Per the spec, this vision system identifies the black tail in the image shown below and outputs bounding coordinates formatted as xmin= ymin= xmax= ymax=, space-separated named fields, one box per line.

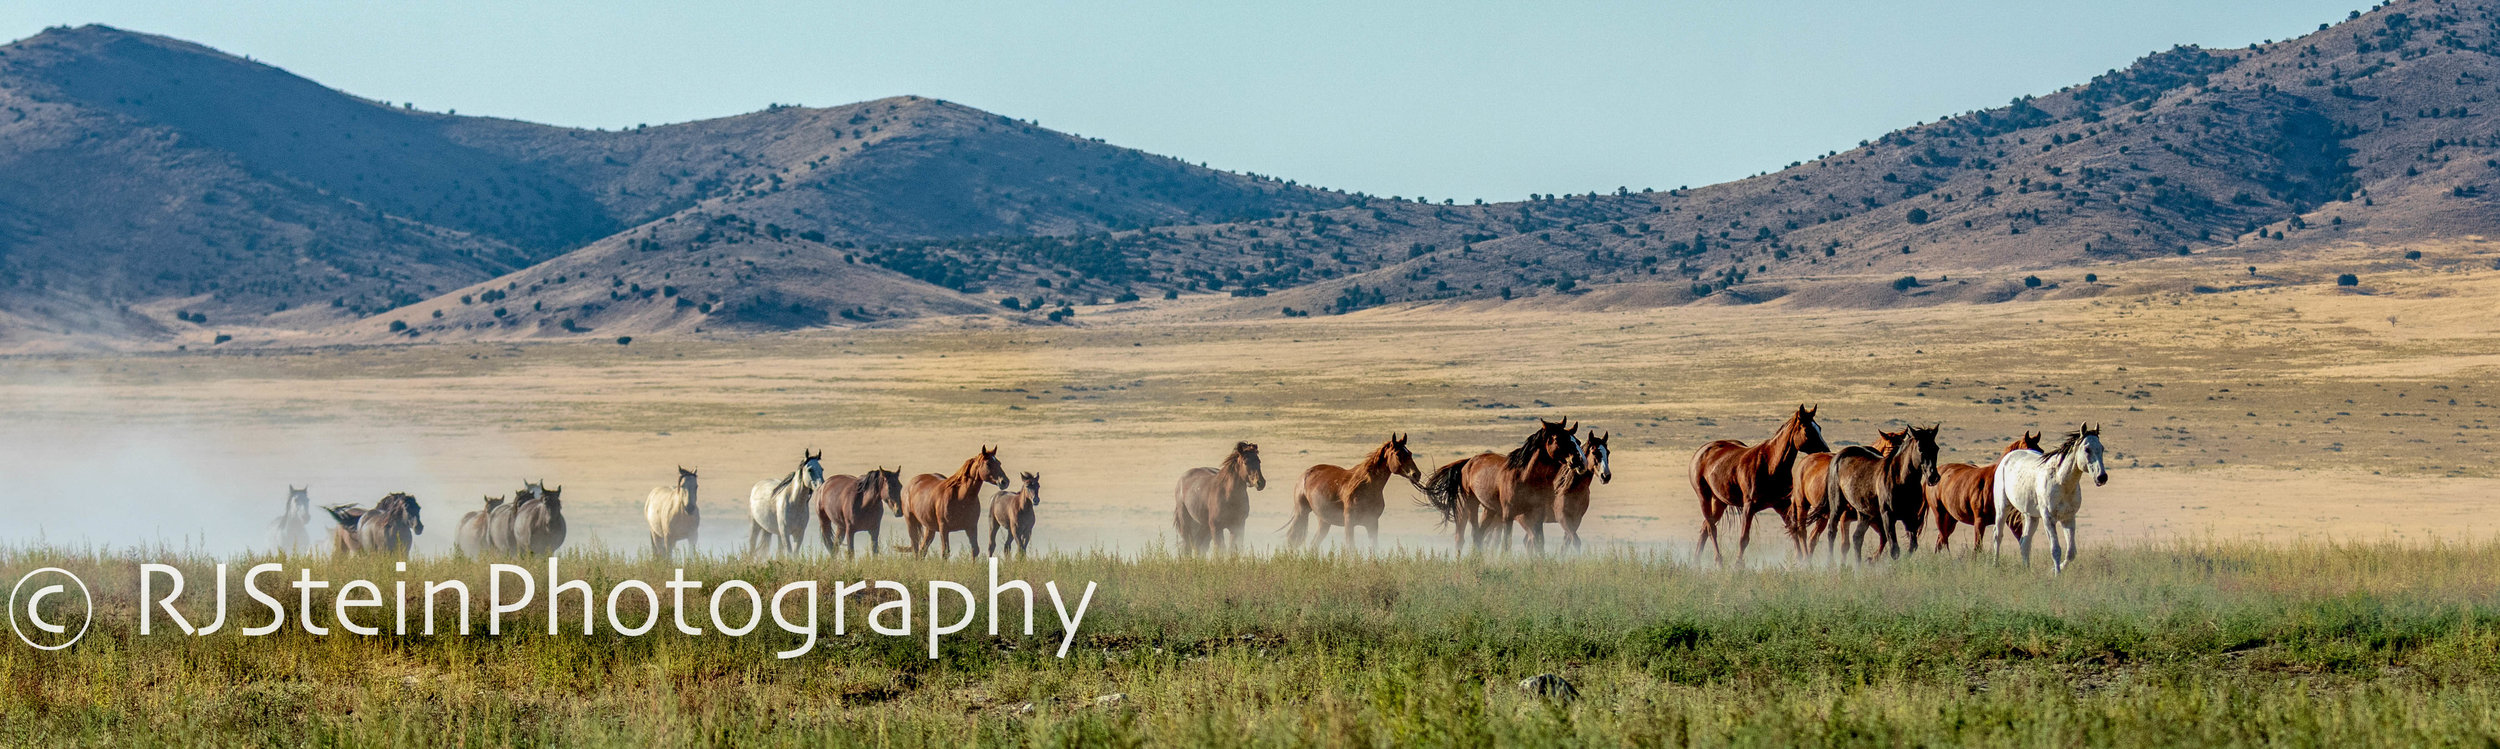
xmin=321 ymin=504 xmax=362 ymax=529
xmin=1419 ymin=460 xmax=1468 ymax=525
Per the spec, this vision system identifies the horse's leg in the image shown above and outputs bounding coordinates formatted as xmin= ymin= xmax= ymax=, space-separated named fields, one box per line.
xmin=2064 ymin=518 xmax=2080 ymax=570
xmin=2017 ymin=514 xmax=2038 ymax=566
xmin=1934 ymin=512 xmax=1958 ymax=554
xmin=1734 ymin=502 xmax=1759 ymax=566
xmin=1563 ymin=511 xmax=1583 ymax=553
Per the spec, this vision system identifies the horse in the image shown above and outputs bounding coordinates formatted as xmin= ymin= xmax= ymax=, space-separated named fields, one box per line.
xmin=645 ymin=467 xmax=700 ymax=559
xmin=1994 ymin=426 xmax=2108 ymax=573
xmin=350 ymin=492 xmax=425 ymax=560
xmin=1285 ymin=433 xmax=1421 ymax=552
xmin=816 ymin=467 xmax=905 ymax=556
xmin=1420 ymin=420 xmax=1583 ymax=554
xmin=1689 ymin=405 xmax=1831 ymax=565
xmin=456 ymin=495 xmax=504 ymax=557
xmin=1789 ymin=429 xmax=1902 ymax=561
xmin=988 ymin=472 xmax=1043 ymax=558
xmin=1173 ymin=442 xmax=1266 ymax=554
xmin=513 ymin=485 xmax=566 ymax=557
xmin=1929 ymin=432 xmax=2042 ymax=556
xmin=747 ymin=450 xmax=825 ymax=554
xmin=1549 ymin=430 xmax=1610 ymax=551
xmin=266 ymin=486 xmax=313 ymax=554
xmin=899 ymin=446 xmax=1008 ymax=558
xmin=1826 ymin=424 xmax=1941 ymax=563
xmin=486 ymin=480 xmax=542 ymax=555
xmin=321 ymin=504 xmax=367 ymax=556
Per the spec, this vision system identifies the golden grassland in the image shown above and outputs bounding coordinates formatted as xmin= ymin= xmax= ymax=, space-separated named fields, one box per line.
xmin=3 ymin=244 xmax=2500 ymax=745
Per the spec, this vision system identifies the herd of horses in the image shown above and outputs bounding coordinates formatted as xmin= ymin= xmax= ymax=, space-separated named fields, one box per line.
xmin=263 ymin=408 xmax=2110 ymax=570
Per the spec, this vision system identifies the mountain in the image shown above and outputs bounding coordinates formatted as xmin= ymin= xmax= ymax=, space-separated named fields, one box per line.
xmin=0 ymin=24 xmax=1347 ymax=347
xmin=864 ymin=1 xmax=2500 ymax=315
xmin=11 ymin=2 xmax=2500 ymax=347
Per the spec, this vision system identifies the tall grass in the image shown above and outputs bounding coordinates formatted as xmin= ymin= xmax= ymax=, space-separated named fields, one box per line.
xmin=6 ymin=540 xmax=2500 ymax=746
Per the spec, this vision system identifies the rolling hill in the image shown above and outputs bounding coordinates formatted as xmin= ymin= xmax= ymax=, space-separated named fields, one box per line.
xmin=10 ymin=1 xmax=2500 ymax=347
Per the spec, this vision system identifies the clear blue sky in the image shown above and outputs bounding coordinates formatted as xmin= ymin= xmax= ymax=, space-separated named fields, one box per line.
xmin=5 ymin=1 xmax=2362 ymax=202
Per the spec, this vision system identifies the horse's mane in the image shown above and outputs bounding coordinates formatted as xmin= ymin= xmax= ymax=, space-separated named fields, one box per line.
xmin=1220 ymin=447 xmax=1255 ymax=478
xmin=2042 ymin=430 xmax=2086 ymax=460
xmin=1353 ymin=441 xmax=1393 ymax=475
xmin=942 ymin=454 xmax=984 ymax=492
xmin=1505 ymin=428 xmax=1579 ymax=470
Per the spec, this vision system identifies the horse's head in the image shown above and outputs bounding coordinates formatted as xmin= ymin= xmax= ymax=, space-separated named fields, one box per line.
xmin=1539 ymin=419 xmax=1584 ymax=470
xmin=877 ymin=467 xmax=907 ymax=518
xmin=287 ymin=486 xmax=310 ymax=510
xmin=1020 ymin=472 xmax=1042 ymax=505
xmin=801 ymin=450 xmax=827 ymax=488
xmin=978 ymin=446 xmax=1009 ymax=489
xmin=483 ymin=495 xmax=504 ymax=511
xmin=1385 ymin=433 xmax=1422 ymax=484
xmin=1787 ymin=405 xmax=1831 ymax=455
xmin=1231 ymin=442 xmax=1267 ymax=491
xmin=1584 ymin=431 xmax=1612 ymax=484
xmin=1906 ymin=424 xmax=1943 ymax=486
xmin=2080 ymin=424 xmax=2108 ymax=486
xmin=542 ymin=486 xmax=562 ymax=507
xmin=1873 ymin=428 xmax=1906 ymax=455
xmin=392 ymin=493 xmax=426 ymax=535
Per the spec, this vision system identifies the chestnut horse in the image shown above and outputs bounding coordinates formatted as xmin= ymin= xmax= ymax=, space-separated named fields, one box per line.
xmin=1174 ymin=442 xmax=1267 ymax=554
xmin=1547 ymin=430 xmax=1610 ymax=551
xmin=899 ymin=446 xmax=1008 ymax=558
xmin=1826 ymin=424 xmax=1941 ymax=562
xmin=1689 ymin=405 xmax=1830 ymax=564
xmin=1420 ymin=419 xmax=1582 ymax=555
xmin=816 ymin=467 xmax=905 ymax=556
xmin=1285 ymin=434 xmax=1420 ymax=552
xmin=988 ymin=472 xmax=1043 ymax=558
xmin=1928 ymin=431 xmax=2041 ymax=555
xmin=1788 ymin=429 xmax=1901 ymax=561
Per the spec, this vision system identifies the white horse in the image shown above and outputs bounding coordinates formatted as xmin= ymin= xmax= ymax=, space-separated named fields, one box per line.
xmin=748 ymin=450 xmax=825 ymax=554
xmin=1993 ymin=425 xmax=2108 ymax=573
xmin=646 ymin=467 xmax=700 ymax=559
xmin=266 ymin=486 xmax=313 ymax=554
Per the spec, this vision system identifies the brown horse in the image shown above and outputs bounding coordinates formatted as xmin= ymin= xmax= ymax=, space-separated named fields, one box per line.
xmin=899 ymin=447 xmax=1008 ymax=558
xmin=1788 ymin=429 xmax=1902 ymax=561
xmin=1826 ymin=424 xmax=1941 ymax=562
xmin=1285 ymin=434 xmax=1421 ymax=552
xmin=988 ymin=472 xmax=1043 ymax=558
xmin=1929 ymin=431 xmax=2042 ymax=555
xmin=1548 ymin=430 xmax=1610 ymax=551
xmin=456 ymin=495 xmax=504 ymax=558
xmin=816 ymin=467 xmax=905 ymax=556
xmin=1421 ymin=419 xmax=1583 ymax=554
xmin=1689 ymin=405 xmax=1830 ymax=564
xmin=326 ymin=492 xmax=425 ymax=559
xmin=1174 ymin=442 xmax=1267 ymax=554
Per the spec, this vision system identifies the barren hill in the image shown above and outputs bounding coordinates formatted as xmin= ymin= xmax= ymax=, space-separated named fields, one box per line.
xmin=862 ymin=0 xmax=2500 ymax=316
xmin=0 ymin=24 xmax=1345 ymax=347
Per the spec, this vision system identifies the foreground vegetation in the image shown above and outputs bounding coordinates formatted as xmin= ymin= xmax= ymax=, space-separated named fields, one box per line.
xmin=7 ymin=540 xmax=2500 ymax=747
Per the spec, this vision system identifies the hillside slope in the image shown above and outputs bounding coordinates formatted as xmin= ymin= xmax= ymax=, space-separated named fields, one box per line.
xmin=0 ymin=25 xmax=1345 ymax=347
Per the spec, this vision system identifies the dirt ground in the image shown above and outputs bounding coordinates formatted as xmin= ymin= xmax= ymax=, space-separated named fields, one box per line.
xmin=3 ymin=242 xmax=2495 ymax=559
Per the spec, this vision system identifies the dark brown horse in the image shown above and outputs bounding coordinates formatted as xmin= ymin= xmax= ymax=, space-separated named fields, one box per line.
xmin=899 ymin=447 xmax=1008 ymax=558
xmin=1826 ymin=424 xmax=1941 ymax=562
xmin=1548 ymin=430 xmax=1610 ymax=551
xmin=326 ymin=492 xmax=424 ymax=559
xmin=1174 ymin=442 xmax=1267 ymax=554
xmin=1689 ymin=405 xmax=1830 ymax=564
xmin=1788 ymin=429 xmax=1901 ymax=561
xmin=1420 ymin=419 xmax=1582 ymax=555
xmin=1929 ymin=432 xmax=2042 ymax=555
xmin=988 ymin=472 xmax=1042 ymax=558
xmin=1285 ymin=434 xmax=1420 ymax=552
xmin=816 ymin=467 xmax=906 ymax=556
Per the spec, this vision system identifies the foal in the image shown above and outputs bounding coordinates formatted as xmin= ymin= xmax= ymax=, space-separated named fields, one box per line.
xmin=987 ymin=472 xmax=1043 ymax=558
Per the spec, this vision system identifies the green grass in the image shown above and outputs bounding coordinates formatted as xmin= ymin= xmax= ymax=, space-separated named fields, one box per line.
xmin=7 ymin=540 xmax=2500 ymax=746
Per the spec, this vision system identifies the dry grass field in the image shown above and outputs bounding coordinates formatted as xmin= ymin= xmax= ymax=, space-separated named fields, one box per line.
xmin=5 ymin=245 xmax=2500 ymax=746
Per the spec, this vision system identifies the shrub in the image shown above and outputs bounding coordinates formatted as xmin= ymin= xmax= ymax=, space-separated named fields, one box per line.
xmin=2085 ymin=273 xmax=2099 ymax=283
xmin=616 ymin=336 xmax=633 ymax=346
xmin=1114 ymin=291 xmax=1140 ymax=303
xmin=1893 ymin=276 xmax=1920 ymax=291
xmin=1163 ymin=289 xmax=1179 ymax=300
xmin=1000 ymin=297 xmax=1021 ymax=310
xmin=1906 ymin=207 xmax=1930 ymax=225
xmin=2337 ymin=273 xmax=2360 ymax=286
xmin=212 ymin=333 xmax=231 ymax=345
xmin=2404 ymin=250 xmax=2423 ymax=260
xmin=387 ymin=320 xmax=407 ymax=332
xmin=2023 ymin=275 xmax=2043 ymax=288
